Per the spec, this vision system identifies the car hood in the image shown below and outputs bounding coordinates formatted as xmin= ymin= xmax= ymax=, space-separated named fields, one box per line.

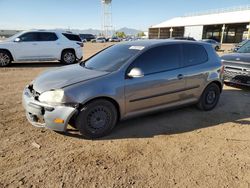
xmin=221 ymin=53 xmax=250 ymax=63
xmin=0 ymin=41 xmax=13 ymax=46
xmin=33 ymin=64 xmax=109 ymax=93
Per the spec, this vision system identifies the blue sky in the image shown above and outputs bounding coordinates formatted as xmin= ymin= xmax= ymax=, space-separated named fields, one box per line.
xmin=0 ymin=0 xmax=250 ymax=31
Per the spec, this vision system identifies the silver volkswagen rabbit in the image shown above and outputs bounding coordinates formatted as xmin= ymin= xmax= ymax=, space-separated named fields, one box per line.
xmin=23 ymin=40 xmax=224 ymax=138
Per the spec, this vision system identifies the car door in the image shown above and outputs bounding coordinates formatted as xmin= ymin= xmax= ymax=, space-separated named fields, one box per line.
xmin=12 ymin=32 xmax=40 ymax=61
xmin=37 ymin=32 xmax=60 ymax=60
xmin=125 ymin=44 xmax=186 ymax=114
xmin=180 ymin=43 xmax=209 ymax=99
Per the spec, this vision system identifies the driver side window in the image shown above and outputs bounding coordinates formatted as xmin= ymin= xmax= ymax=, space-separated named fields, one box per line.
xmin=130 ymin=44 xmax=181 ymax=75
xmin=19 ymin=32 xmax=39 ymax=42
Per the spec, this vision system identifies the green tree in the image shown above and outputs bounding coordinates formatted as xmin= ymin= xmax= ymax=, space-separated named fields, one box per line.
xmin=137 ymin=32 xmax=146 ymax=38
xmin=115 ymin=32 xmax=126 ymax=38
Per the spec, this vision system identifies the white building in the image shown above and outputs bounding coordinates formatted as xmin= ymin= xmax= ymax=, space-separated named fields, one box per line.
xmin=149 ymin=5 xmax=250 ymax=43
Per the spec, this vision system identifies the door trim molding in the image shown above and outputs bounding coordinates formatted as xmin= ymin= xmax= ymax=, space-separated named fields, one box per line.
xmin=129 ymin=85 xmax=200 ymax=103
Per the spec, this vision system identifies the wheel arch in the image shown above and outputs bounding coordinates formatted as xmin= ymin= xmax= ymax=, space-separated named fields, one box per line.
xmin=209 ymin=80 xmax=223 ymax=93
xmin=61 ymin=48 xmax=76 ymax=57
xmin=0 ymin=49 xmax=14 ymax=61
xmin=79 ymin=96 xmax=121 ymax=121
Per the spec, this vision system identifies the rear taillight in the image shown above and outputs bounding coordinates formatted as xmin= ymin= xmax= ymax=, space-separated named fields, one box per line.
xmin=77 ymin=42 xmax=84 ymax=47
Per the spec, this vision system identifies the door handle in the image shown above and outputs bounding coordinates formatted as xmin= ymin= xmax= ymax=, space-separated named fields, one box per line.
xmin=177 ymin=74 xmax=184 ymax=80
xmin=32 ymin=43 xmax=38 ymax=45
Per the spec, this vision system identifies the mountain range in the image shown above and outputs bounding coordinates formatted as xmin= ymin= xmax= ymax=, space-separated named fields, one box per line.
xmin=68 ymin=27 xmax=143 ymax=36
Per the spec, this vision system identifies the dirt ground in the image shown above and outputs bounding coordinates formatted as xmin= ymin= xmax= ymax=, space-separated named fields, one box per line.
xmin=1 ymin=42 xmax=250 ymax=188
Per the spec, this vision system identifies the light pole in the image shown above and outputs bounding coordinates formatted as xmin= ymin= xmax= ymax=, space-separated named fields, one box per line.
xmin=220 ymin=24 xmax=225 ymax=44
xmin=158 ymin=28 xmax=161 ymax=39
xmin=170 ymin=28 xmax=173 ymax=38
xmin=247 ymin=24 xmax=250 ymax=40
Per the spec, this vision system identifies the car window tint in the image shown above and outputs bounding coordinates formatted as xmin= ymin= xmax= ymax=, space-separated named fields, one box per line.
xmin=237 ymin=41 xmax=250 ymax=53
xmin=62 ymin=33 xmax=81 ymax=42
xmin=132 ymin=44 xmax=181 ymax=75
xmin=80 ymin=34 xmax=94 ymax=39
xmin=182 ymin=44 xmax=208 ymax=66
xmin=19 ymin=32 xmax=39 ymax=42
xmin=85 ymin=44 xmax=140 ymax=72
xmin=39 ymin=32 xmax=58 ymax=41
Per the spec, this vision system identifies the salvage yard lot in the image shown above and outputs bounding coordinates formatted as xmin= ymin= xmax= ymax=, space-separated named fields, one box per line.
xmin=1 ymin=42 xmax=250 ymax=188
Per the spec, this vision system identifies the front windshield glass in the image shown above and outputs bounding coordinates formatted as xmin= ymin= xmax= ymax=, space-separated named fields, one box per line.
xmin=84 ymin=44 xmax=141 ymax=72
xmin=238 ymin=40 xmax=248 ymax=46
xmin=237 ymin=41 xmax=250 ymax=53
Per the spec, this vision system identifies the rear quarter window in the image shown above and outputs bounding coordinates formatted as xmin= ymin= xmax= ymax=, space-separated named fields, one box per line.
xmin=182 ymin=43 xmax=208 ymax=67
xmin=39 ymin=32 xmax=58 ymax=41
xmin=62 ymin=33 xmax=81 ymax=42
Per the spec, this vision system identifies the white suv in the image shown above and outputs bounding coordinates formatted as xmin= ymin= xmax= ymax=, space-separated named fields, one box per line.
xmin=0 ymin=30 xmax=83 ymax=67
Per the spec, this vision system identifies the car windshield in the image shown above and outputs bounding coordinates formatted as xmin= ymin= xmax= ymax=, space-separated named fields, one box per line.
xmin=238 ymin=40 xmax=248 ymax=46
xmin=83 ymin=44 xmax=141 ymax=72
xmin=237 ymin=41 xmax=250 ymax=53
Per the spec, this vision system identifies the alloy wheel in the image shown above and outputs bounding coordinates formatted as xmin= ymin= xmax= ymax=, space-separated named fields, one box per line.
xmin=0 ymin=52 xmax=10 ymax=66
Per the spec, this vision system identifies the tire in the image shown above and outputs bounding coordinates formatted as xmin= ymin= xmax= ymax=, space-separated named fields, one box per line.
xmin=76 ymin=99 xmax=118 ymax=139
xmin=215 ymin=46 xmax=219 ymax=51
xmin=61 ymin=50 xmax=76 ymax=64
xmin=0 ymin=50 xmax=12 ymax=67
xmin=197 ymin=83 xmax=221 ymax=111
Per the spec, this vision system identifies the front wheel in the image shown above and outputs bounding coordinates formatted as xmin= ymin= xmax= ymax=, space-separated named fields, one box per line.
xmin=61 ymin=50 xmax=76 ymax=64
xmin=197 ymin=83 xmax=221 ymax=111
xmin=76 ymin=100 xmax=118 ymax=139
xmin=0 ymin=50 xmax=12 ymax=67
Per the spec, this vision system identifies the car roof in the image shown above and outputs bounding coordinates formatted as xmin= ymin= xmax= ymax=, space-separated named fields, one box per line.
xmin=121 ymin=39 xmax=207 ymax=48
xmin=22 ymin=29 xmax=79 ymax=35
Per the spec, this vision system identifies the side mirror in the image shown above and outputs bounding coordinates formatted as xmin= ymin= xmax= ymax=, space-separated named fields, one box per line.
xmin=14 ymin=38 xmax=21 ymax=42
xmin=127 ymin=67 xmax=144 ymax=78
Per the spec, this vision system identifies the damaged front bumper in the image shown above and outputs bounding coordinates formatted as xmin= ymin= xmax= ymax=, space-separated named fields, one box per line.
xmin=22 ymin=87 xmax=77 ymax=132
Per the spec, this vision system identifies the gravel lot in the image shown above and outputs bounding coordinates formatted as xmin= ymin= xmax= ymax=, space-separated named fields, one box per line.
xmin=1 ymin=42 xmax=250 ymax=188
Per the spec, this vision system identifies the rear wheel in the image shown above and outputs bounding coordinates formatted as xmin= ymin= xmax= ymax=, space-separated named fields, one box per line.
xmin=0 ymin=50 xmax=12 ymax=67
xmin=197 ymin=83 xmax=221 ymax=111
xmin=61 ymin=50 xmax=76 ymax=64
xmin=76 ymin=100 xmax=118 ymax=139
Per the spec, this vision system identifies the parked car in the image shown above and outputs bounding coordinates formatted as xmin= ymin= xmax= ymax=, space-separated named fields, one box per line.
xmin=109 ymin=37 xmax=121 ymax=42
xmin=91 ymin=37 xmax=106 ymax=43
xmin=171 ymin=37 xmax=196 ymax=41
xmin=232 ymin=39 xmax=249 ymax=52
xmin=0 ymin=30 xmax=83 ymax=67
xmin=79 ymin=34 xmax=95 ymax=42
xmin=201 ymin=39 xmax=221 ymax=51
xmin=221 ymin=40 xmax=250 ymax=86
xmin=23 ymin=40 xmax=223 ymax=138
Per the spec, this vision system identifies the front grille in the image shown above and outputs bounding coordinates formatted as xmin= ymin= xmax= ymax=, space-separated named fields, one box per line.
xmin=225 ymin=66 xmax=243 ymax=71
xmin=224 ymin=70 xmax=250 ymax=85
xmin=224 ymin=70 xmax=239 ymax=78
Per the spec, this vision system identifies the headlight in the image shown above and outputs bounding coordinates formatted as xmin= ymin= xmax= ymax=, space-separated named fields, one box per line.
xmin=39 ymin=90 xmax=64 ymax=103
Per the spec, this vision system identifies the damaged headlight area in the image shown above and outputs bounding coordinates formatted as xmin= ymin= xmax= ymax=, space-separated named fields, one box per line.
xmin=39 ymin=89 xmax=65 ymax=104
